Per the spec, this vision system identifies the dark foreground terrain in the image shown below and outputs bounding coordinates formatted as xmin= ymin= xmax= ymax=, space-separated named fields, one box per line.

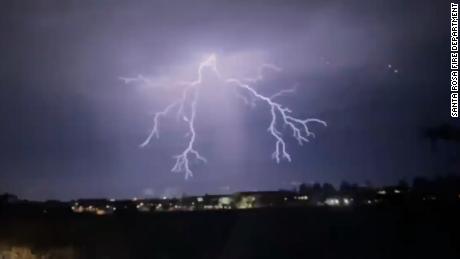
xmin=1 ymin=203 xmax=460 ymax=259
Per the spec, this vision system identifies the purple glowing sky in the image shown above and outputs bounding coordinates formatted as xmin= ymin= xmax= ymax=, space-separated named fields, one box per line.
xmin=0 ymin=0 xmax=457 ymax=200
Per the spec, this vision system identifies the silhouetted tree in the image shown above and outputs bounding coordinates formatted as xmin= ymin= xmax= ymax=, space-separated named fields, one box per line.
xmin=413 ymin=177 xmax=430 ymax=192
xmin=397 ymin=179 xmax=409 ymax=190
xmin=298 ymin=183 xmax=312 ymax=194
xmin=322 ymin=183 xmax=336 ymax=197
xmin=312 ymin=183 xmax=322 ymax=193
xmin=340 ymin=181 xmax=352 ymax=194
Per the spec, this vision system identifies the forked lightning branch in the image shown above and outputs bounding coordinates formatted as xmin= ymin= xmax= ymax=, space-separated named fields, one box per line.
xmin=121 ymin=55 xmax=327 ymax=179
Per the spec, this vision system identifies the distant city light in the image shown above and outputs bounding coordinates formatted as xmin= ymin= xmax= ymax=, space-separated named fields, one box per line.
xmin=63 ymin=183 xmax=454 ymax=215
xmin=295 ymin=195 xmax=308 ymax=200
xmin=218 ymin=197 xmax=232 ymax=206
xmin=325 ymin=198 xmax=340 ymax=206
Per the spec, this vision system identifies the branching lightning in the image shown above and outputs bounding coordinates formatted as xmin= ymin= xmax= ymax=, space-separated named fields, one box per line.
xmin=122 ymin=54 xmax=326 ymax=179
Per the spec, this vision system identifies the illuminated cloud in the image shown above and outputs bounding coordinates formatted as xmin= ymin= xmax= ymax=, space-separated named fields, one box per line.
xmin=122 ymin=54 xmax=326 ymax=179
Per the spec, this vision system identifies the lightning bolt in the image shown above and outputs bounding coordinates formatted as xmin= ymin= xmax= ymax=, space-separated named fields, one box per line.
xmin=122 ymin=54 xmax=326 ymax=179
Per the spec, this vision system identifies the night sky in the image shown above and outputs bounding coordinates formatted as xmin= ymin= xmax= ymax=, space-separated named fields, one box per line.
xmin=0 ymin=0 xmax=458 ymax=200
